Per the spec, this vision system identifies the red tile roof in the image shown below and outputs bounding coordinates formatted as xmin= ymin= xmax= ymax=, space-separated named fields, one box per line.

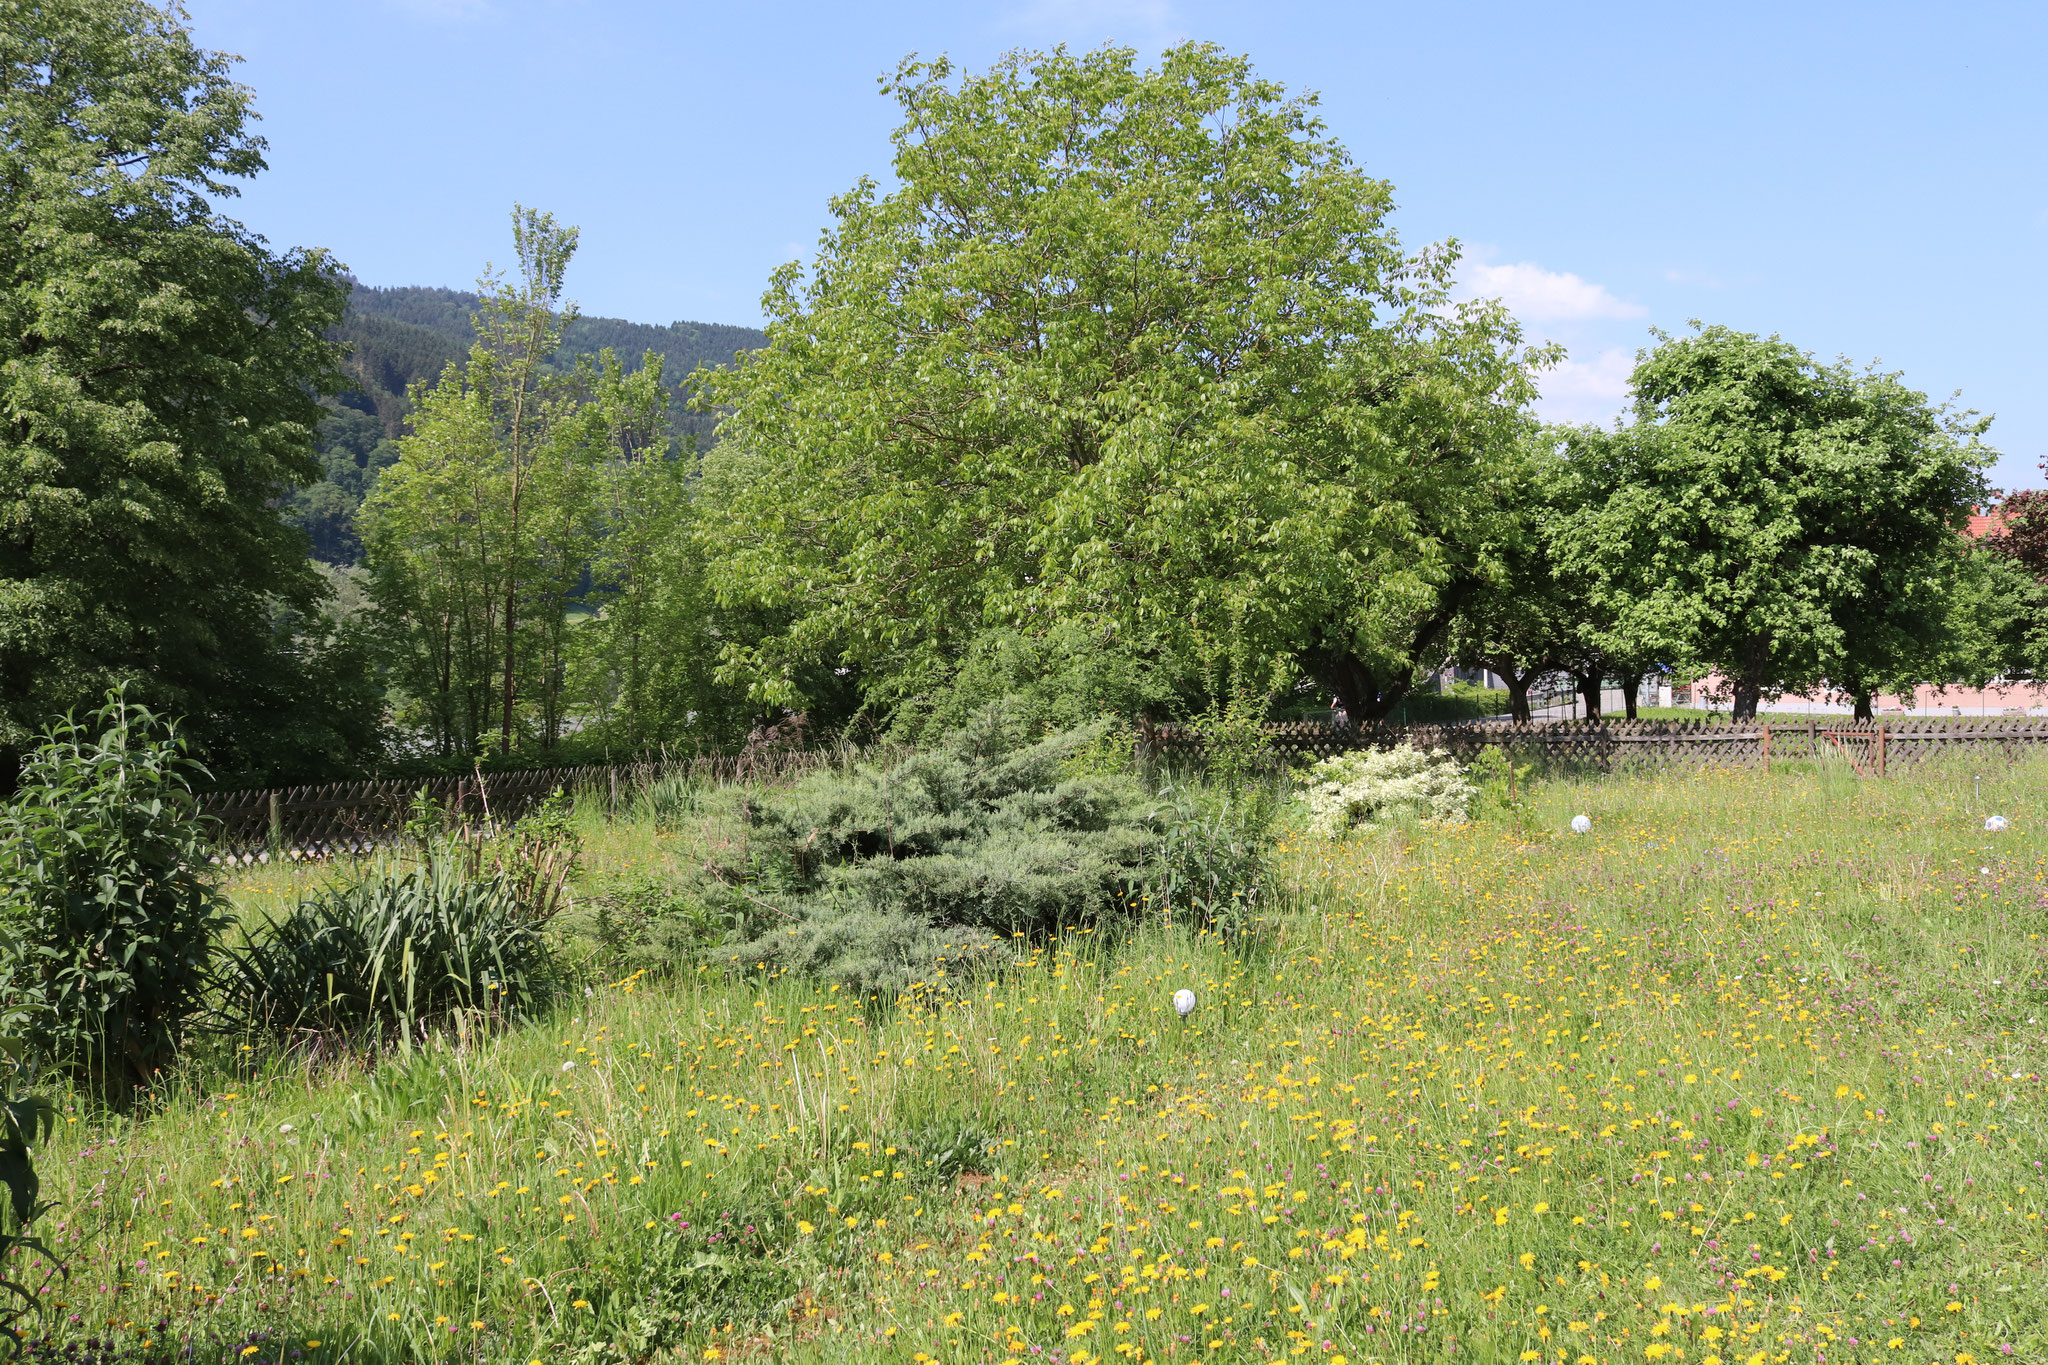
xmin=1968 ymin=508 xmax=2007 ymax=540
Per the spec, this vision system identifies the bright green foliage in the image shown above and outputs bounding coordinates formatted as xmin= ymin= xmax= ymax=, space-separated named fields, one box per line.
xmin=216 ymin=848 xmax=559 ymax=1043
xmin=218 ymin=796 xmax=577 ymax=1041
xmin=1446 ymin=464 xmax=1572 ymax=723
xmin=1451 ymin=429 xmax=1652 ymax=722
xmin=1553 ymin=326 xmax=1994 ymax=719
xmin=1145 ymin=784 xmax=1273 ymax=934
xmin=0 ymin=0 xmax=362 ymax=775
xmin=569 ymin=361 xmax=764 ymax=750
xmin=693 ymin=44 xmax=1540 ymax=721
xmin=0 ymin=1050 xmax=59 ymax=1353
xmin=0 ymin=693 xmax=228 ymax=1102
xmin=882 ymin=622 xmax=1202 ymax=749
xmin=366 ymin=209 xmax=659 ymax=757
xmin=720 ymin=714 xmax=1157 ymax=995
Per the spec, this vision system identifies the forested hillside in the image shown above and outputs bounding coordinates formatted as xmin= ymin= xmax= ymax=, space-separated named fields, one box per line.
xmin=291 ymin=285 xmax=764 ymax=564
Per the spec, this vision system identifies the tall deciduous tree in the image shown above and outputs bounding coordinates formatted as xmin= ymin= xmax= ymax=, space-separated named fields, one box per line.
xmin=692 ymin=44 xmax=1541 ymax=722
xmin=1554 ymin=326 xmax=1994 ymax=721
xmin=0 ymin=0 xmax=366 ymax=780
xmin=364 ymin=208 xmax=611 ymax=757
xmin=569 ymin=354 xmax=751 ymax=750
xmin=1448 ymin=435 xmax=1570 ymax=725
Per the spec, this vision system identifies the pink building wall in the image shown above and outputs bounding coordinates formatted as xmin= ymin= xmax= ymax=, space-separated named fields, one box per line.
xmin=1676 ymin=675 xmax=2048 ymax=717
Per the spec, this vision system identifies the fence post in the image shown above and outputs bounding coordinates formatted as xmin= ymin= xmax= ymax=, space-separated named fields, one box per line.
xmin=1759 ymin=723 xmax=1771 ymax=772
xmin=266 ymin=791 xmax=282 ymax=860
xmin=1877 ymin=725 xmax=1886 ymax=777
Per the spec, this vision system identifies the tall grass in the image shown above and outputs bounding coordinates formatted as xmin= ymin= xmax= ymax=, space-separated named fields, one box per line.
xmin=213 ymin=849 xmax=561 ymax=1044
xmin=16 ymin=754 xmax=2046 ymax=1363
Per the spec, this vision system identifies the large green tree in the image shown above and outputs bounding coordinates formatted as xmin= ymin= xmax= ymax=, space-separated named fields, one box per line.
xmin=692 ymin=44 xmax=1541 ymax=723
xmin=366 ymin=209 xmax=658 ymax=757
xmin=1447 ymin=433 xmax=1574 ymax=725
xmin=0 ymin=0 xmax=363 ymax=781
xmin=1553 ymin=326 xmax=1995 ymax=720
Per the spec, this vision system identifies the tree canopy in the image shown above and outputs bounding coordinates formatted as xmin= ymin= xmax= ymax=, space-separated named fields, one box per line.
xmin=0 ymin=0 xmax=369 ymax=780
xmin=1552 ymin=326 xmax=1995 ymax=719
xmin=694 ymin=43 xmax=1543 ymax=721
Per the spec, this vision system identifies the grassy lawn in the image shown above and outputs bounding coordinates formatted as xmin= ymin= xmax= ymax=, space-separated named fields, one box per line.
xmin=25 ymin=758 xmax=2045 ymax=1364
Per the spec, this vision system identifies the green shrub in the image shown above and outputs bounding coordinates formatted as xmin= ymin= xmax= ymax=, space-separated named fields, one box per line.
xmin=217 ymin=847 xmax=559 ymax=1043
xmin=577 ymin=870 xmax=721 ymax=977
xmin=0 ymin=692 xmax=229 ymax=1103
xmin=1468 ymin=744 xmax=1535 ymax=821
xmin=719 ymin=710 xmax=1157 ymax=995
xmin=629 ymin=771 xmax=709 ymax=829
xmin=1147 ymin=784 xmax=1274 ymax=934
xmin=0 ymin=1047 xmax=60 ymax=1351
xmin=1295 ymin=742 xmax=1477 ymax=835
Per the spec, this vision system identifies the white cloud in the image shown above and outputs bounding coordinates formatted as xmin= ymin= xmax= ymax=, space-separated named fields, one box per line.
xmin=1533 ymin=347 xmax=1635 ymax=426
xmin=1459 ymin=260 xmax=1646 ymax=325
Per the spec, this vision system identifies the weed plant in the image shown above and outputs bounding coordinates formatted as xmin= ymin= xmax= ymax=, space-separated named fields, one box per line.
xmin=0 ymin=692 xmax=228 ymax=1104
xmin=13 ymin=753 xmax=2047 ymax=1364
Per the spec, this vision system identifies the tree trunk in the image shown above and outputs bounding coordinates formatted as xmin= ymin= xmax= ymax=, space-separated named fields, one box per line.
xmin=500 ymin=582 xmax=517 ymax=755
xmin=1575 ymin=672 xmax=1603 ymax=722
xmin=1309 ymin=583 xmax=1473 ymax=728
xmin=1505 ymin=674 xmax=1532 ymax=725
xmin=1620 ymin=672 xmax=1642 ymax=720
xmin=1731 ymin=675 xmax=1761 ymax=722
xmin=1853 ymin=690 xmax=1873 ymax=721
xmin=1731 ymin=638 xmax=1768 ymax=722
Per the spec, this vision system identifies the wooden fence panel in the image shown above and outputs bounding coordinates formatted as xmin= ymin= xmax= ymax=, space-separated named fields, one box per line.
xmin=1144 ymin=716 xmax=2048 ymax=773
xmin=202 ymin=719 xmax=2048 ymax=861
xmin=199 ymin=745 xmax=843 ymax=863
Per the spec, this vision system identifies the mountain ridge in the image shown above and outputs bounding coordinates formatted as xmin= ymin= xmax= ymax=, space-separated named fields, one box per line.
xmin=292 ymin=285 xmax=767 ymax=564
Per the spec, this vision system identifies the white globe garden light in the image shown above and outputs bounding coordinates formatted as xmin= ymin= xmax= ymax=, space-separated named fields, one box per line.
xmin=1570 ymin=814 xmax=1592 ymax=835
xmin=1985 ymin=815 xmax=2009 ymax=833
xmin=1173 ymin=989 xmax=1197 ymax=1017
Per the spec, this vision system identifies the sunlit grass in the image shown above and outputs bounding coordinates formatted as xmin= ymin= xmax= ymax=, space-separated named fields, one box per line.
xmin=26 ymin=756 xmax=2046 ymax=1363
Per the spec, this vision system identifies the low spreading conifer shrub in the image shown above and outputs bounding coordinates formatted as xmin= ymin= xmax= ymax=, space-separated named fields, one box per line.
xmin=714 ymin=709 xmax=1159 ymax=996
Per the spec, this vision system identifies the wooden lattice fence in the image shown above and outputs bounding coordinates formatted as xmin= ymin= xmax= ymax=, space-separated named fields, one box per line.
xmin=199 ymin=745 xmax=838 ymax=863
xmin=201 ymin=718 xmax=2048 ymax=862
xmin=1145 ymin=717 xmax=2048 ymax=772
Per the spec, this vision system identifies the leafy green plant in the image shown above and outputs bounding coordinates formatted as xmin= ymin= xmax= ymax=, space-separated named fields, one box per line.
xmin=577 ymin=871 xmax=721 ymax=976
xmin=629 ymin=771 xmax=708 ymax=828
xmin=1146 ymin=784 xmax=1273 ymax=936
xmin=0 ymin=692 xmax=229 ymax=1104
xmin=0 ymin=1041 xmax=61 ymax=1353
xmin=584 ymin=1209 xmax=796 ymax=1361
xmin=898 ymin=1119 xmax=994 ymax=1186
xmin=1468 ymin=744 xmax=1535 ymax=818
xmin=217 ymin=800 xmax=576 ymax=1045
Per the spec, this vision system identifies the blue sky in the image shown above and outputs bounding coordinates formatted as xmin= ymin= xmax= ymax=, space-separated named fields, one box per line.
xmin=185 ymin=0 xmax=2048 ymax=491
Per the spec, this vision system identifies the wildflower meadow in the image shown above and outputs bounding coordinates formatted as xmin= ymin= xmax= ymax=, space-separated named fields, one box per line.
xmin=23 ymin=755 xmax=2046 ymax=1365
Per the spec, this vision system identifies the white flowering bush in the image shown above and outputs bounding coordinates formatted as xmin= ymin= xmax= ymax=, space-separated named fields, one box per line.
xmin=1295 ymin=743 xmax=1476 ymax=835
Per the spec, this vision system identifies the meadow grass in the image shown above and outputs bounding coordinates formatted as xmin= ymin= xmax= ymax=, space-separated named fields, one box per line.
xmin=22 ymin=756 xmax=2045 ymax=1364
